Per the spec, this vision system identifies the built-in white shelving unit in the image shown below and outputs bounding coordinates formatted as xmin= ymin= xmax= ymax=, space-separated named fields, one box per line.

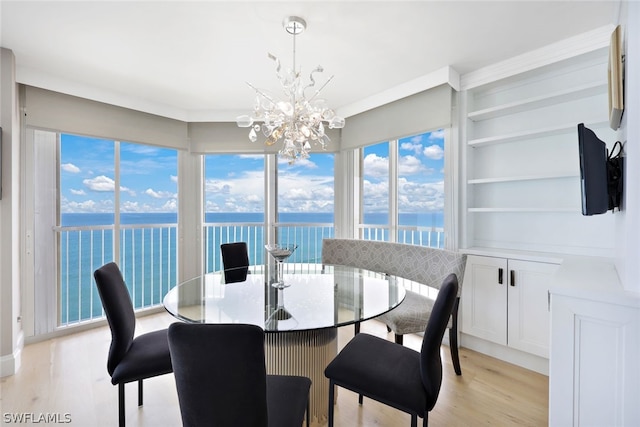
xmin=467 ymin=120 xmax=608 ymax=147
xmin=468 ymin=173 xmax=578 ymax=184
xmin=467 ymin=207 xmax=577 ymax=213
xmin=461 ymin=46 xmax=617 ymax=257
xmin=467 ymin=82 xmax=607 ymax=122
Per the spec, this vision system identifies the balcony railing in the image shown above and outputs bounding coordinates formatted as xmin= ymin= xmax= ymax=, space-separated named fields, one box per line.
xmin=55 ymin=221 xmax=444 ymax=328
xmin=203 ymin=222 xmax=335 ymax=273
xmin=361 ymin=224 xmax=445 ymax=248
xmin=57 ymin=223 xmax=178 ymax=327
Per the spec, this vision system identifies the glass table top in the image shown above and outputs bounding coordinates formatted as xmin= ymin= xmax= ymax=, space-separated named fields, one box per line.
xmin=162 ymin=264 xmax=406 ymax=332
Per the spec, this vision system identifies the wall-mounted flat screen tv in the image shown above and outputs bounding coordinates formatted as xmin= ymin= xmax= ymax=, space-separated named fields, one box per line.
xmin=578 ymin=123 xmax=609 ymax=215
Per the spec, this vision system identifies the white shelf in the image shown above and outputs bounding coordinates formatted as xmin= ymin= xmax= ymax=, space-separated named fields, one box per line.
xmin=467 ymin=82 xmax=607 ymax=122
xmin=468 ymin=121 xmax=608 ymax=147
xmin=468 ymin=207 xmax=577 ymax=213
xmin=468 ymin=174 xmax=578 ymax=184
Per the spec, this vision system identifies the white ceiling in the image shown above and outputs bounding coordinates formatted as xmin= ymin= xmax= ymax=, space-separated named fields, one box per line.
xmin=1 ymin=1 xmax=619 ymax=122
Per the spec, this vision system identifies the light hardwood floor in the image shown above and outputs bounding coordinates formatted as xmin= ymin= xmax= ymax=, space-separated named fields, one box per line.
xmin=1 ymin=312 xmax=548 ymax=426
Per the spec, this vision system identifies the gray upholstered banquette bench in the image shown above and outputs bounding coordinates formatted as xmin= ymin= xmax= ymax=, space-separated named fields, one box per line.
xmin=321 ymin=238 xmax=466 ymax=375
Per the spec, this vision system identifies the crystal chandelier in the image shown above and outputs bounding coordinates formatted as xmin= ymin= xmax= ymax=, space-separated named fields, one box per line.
xmin=236 ymin=16 xmax=345 ymax=164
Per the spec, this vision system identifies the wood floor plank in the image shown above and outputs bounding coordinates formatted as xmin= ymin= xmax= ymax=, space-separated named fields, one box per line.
xmin=0 ymin=312 xmax=548 ymax=426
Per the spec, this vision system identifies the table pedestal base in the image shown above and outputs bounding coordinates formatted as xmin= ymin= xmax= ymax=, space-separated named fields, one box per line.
xmin=265 ymin=327 xmax=338 ymax=425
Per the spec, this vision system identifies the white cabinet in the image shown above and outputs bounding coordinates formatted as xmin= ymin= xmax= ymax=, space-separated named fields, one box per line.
xmin=462 ymin=255 xmax=559 ymax=358
xmin=549 ymin=260 xmax=640 ymax=426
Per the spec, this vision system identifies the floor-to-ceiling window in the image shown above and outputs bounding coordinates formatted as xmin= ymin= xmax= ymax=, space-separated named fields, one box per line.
xmin=360 ymin=129 xmax=445 ymax=247
xmin=362 ymin=141 xmax=390 ymax=241
xmin=203 ymin=154 xmax=266 ymax=271
xmin=202 ymin=152 xmax=335 ymax=271
xmin=277 ymin=154 xmax=335 ymax=264
xmin=116 ymin=141 xmax=178 ymax=310
xmin=397 ymin=130 xmax=445 ymax=247
xmin=31 ymin=130 xmax=179 ymax=333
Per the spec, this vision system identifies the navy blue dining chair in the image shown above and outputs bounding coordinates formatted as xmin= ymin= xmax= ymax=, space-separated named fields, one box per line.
xmin=324 ymin=274 xmax=459 ymax=427
xmin=94 ymin=262 xmax=173 ymax=427
xmin=168 ymin=322 xmax=311 ymax=427
xmin=221 ymin=241 xmax=251 ymax=283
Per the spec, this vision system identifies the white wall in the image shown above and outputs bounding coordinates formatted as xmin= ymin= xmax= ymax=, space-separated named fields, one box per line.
xmin=615 ymin=2 xmax=640 ymax=293
xmin=0 ymin=48 xmax=23 ymax=377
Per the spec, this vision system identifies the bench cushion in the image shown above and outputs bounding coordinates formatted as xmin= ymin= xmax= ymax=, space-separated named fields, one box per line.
xmin=321 ymin=239 xmax=465 ymax=335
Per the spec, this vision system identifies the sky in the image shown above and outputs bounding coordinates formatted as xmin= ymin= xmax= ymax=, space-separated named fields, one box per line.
xmin=60 ymin=134 xmax=178 ymax=214
xmin=60 ymin=130 xmax=444 ymax=217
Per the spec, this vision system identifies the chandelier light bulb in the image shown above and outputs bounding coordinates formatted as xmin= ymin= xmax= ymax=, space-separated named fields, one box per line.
xmin=236 ymin=15 xmax=345 ymax=164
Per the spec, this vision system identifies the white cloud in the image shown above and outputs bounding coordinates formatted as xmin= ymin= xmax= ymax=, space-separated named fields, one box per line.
xmin=281 ymin=187 xmax=313 ymax=201
xmin=423 ymin=144 xmax=444 ymax=160
xmin=65 ymin=199 xmax=97 ymax=212
xmin=363 ymin=153 xmax=389 ymax=178
xmin=399 ymin=155 xmax=429 ymax=175
xmin=144 ymin=188 xmax=176 ymax=199
xmin=61 ymin=198 xmax=114 ymax=213
xmin=205 ymin=200 xmax=221 ymax=212
xmin=83 ymin=175 xmax=116 ymax=192
xmin=161 ymin=199 xmax=177 ymax=211
xmin=205 ymin=179 xmax=232 ymax=194
xmin=398 ymin=178 xmax=444 ymax=212
xmin=120 ymin=201 xmax=141 ymax=212
xmin=277 ymin=170 xmax=334 ymax=213
xmin=83 ymin=175 xmax=135 ymax=196
xmin=278 ymin=156 xmax=318 ymax=169
xmin=429 ymin=129 xmax=445 ymax=140
xmin=400 ymin=141 xmax=422 ymax=155
xmin=363 ymin=179 xmax=388 ymax=198
xmin=170 ymin=175 xmax=178 ymax=183
xmin=70 ymin=189 xmax=86 ymax=196
xmin=61 ymin=163 xmax=80 ymax=173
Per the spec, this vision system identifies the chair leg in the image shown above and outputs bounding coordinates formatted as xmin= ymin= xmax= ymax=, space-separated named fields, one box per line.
xmin=306 ymin=399 xmax=310 ymax=427
xmin=138 ymin=379 xmax=143 ymax=406
xmin=423 ymin=412 xmax=428 ymax=427
xmin=395 ymin=333 xmax=403 ymax=345
xmin=450 ymin=297 xmax=462 ymax=375
xmin=411 ymin=414 xmax=417 ymax=427
xmin=449 ymin=327 xmax=462 ymax=375
xmin=354 ymin=321 xmax=360 ymax=335
xmin=118 ymin=383 xmax=125 ymax=427
xmin=328 ymin=381 xmax=335 ymax=427
xmin=358 ymin=394 xmax=363 ymax=405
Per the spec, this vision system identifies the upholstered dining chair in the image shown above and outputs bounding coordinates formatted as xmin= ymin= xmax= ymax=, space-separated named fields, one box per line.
xmin=221 ymin=241 xmax=251 ymax=283
xmin=168 ymin=322 xmax=311 ymax=427
xmin=324 ymin=273 xmax=459 ymax=427
xmin=93 ymin=262 xmax=173 ymax=427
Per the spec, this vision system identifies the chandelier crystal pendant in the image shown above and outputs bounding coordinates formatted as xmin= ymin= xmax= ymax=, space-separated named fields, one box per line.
xmin=236 ymin=16 xmax=345 ymax=164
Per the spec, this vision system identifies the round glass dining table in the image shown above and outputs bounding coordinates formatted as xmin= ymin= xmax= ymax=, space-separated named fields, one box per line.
xmin=163 ymin=264 xmax=406 ymax=424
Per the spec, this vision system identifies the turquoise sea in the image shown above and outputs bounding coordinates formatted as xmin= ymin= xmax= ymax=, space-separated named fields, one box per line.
xmin=59 ymin=212 xmax=443 ymax=324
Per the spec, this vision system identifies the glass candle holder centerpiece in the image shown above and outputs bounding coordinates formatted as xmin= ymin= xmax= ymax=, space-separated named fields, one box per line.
xmin=265 ymin=243 xmax=298 ymax=289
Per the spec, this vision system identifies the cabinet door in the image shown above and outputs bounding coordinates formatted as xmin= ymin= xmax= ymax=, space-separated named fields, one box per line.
xmin=461 ymin=256 xmax=508 ymax=345
xmin=507 ymin=260 xmax=558 ymax=358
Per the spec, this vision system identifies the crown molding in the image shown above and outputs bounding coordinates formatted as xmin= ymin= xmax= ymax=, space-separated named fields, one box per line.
xmin=17 ymin=65 xmax=190 ymax=121
xmin=460 ymin=25 xmax=615 ymax=91
xmin=336 ymin=66 xmax=460 ymax=119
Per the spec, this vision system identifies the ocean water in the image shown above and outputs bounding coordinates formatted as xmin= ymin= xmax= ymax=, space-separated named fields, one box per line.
xmin=59 ymin=211 xmax=443 ymax=324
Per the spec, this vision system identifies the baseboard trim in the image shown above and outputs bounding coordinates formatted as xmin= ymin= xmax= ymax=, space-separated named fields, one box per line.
xmin=460 ymin=333 xmax=549 ymax=375
xmin=0 ymin=331 xmax=23 ymax=378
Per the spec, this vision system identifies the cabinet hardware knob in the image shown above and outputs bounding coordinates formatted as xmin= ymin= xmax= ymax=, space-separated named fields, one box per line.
xmin=510 ymin=270 xmax=515 ymax=286
xmin=498 ymin=268 xmax=503 ymax=284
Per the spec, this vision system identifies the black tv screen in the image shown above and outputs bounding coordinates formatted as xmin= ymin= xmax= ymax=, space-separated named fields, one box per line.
xmin=578 ymin=123 xmax=609 ymax=215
